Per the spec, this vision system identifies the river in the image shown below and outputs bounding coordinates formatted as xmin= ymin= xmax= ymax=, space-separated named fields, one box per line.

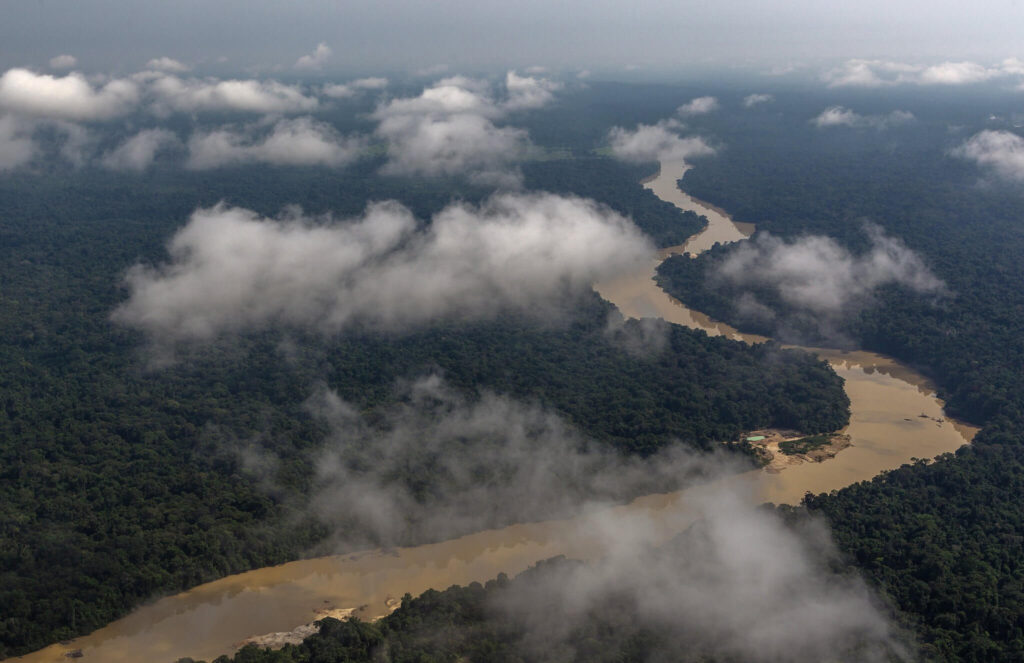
xmin=10 ymin=160 xmax=978 ymax=663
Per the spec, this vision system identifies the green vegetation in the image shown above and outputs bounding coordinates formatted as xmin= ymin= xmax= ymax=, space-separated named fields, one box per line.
xmin=658 ymin=98 xmax=1024 ymax=429
xmin=0 ymin=142 xmax=845 ymax=655
xmin=7 ymin=82 xmax=1024 ymax=661
xmin=804 ymin=435 xmax=1024 ymax=662
xmin=778 ymin=434 xmax=830 ymax=456
xmin=650 ymin=87 xmax=1024 ymax=661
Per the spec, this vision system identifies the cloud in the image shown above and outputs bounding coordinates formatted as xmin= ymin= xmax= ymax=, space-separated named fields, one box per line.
xmin=254 ymin=373 xmax=909 ymax=660
xmin=495 ymin=487 xmax=909 ymax=663
xmin=713 ymin=225 xmax=944 ymax=316
xmin=604 ymin=313 xmax=669 ymax=357
xmin=607 ymin=119 xmax=715 ymax=163
xmin=302 ymin=376 xmax=713 ymax=545
xmin=812 ymin=106 xmax=915 ymax=129
xmin=48 ymin=55 xmax=77 ymax=70
xmin=112 ymin=193 xmax=653 ymax=348
xmin=145 ymin=56 xmax=190 ymax=73
xmin=371 ymin=74 xmax=555 ymax=185
xmin=52 ymin=120 xmax=94 ymax=166
xmin=918 ymin=61 xmax=999 ymax=85
xmin=0 ymin=68 xmax=139 ymax=121
xmin=951 ymin=130 xmax=1024 ymax=180
xmin=375 ymin=111 xmax=530 ymax=186
xmin=185 ymin=116 xmax=364 ymax=169
xmin=743 ymin=93 xmax=774 ymax=108
xmin=295 ymin=42 xmax=332 ymax=70
xmin=0 ymin=115 xmax=36 ymax=170
xmin=147 ymin=74 xmax=318 ymax=115
xmin=100 ymin=128 xmax=179 ymax=171
xmin=503 ymin=70 xmax=562 ymax=111
xmin=677 ymin=96 xmax=719 ymax=115
xmin=0 ymin=67 xmax=333 ymax=119
xmin=822 ymin=59 xmax=910 ymax=87
xmin=1002 ymin=57 xmax=1024 ymax=76
xmin=321 ymin=77 xmax=388 ymax=99
xmin=375 ymin=77 xmax=499 ymax=118
xmin=812 ymin=106 xmax=860 ymax=127
xmin=824 ymin=58 xmax=1018 ymax=87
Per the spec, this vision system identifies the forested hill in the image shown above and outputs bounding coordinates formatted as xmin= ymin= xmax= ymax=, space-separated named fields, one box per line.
xmin=0 ymin=152 xmax=844 ymax=656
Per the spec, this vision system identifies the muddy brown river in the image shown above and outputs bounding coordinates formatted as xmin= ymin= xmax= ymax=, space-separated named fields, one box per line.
xmin=11 ymin=160 xmax=978 ymax=663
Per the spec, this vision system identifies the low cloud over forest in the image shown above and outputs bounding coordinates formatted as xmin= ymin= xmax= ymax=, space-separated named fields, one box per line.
xmin=113 ymin=193 xmax=653 ymax=352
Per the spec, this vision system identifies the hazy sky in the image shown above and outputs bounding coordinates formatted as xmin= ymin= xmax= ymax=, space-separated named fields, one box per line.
xmin=3 ymin=0 xmax=1022 ymax=76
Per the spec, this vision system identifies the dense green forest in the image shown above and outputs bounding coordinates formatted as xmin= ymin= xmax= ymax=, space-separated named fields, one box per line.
xmin=659 ymin=96 xmax=1024 ymax=427
xmin=5 ymin=81 xmax=1024 ymax=661
xmin=0 ymin=128 xmax=847 ymax=655
xmin=649 ymin=89 xmax=1024 ymax=661
xmin=804 ymin=433 xmax=1024 ymax=662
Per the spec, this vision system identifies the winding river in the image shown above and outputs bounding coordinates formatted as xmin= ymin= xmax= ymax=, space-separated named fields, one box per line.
xmin=11 ymin=160 xmax=978 ymax=663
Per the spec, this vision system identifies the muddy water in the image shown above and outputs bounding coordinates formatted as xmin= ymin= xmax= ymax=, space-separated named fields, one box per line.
xmin=10 ymin=160 xmax=978 ymax=663
xmin=598 ymin=159 xmax=976 ymax=502
xmin=645 ymin=160 xmax=757 ymax=254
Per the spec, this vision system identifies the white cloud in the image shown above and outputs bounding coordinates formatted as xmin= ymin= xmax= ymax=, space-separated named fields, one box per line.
xmin=812 ymin=106 xmax=915 ymax=129
xmin=1002 ymin=58 xmax=1024 ymax=75
xmin=265 ymin=375 xmax=908 ymax=660
xmin=823 ymin=59 xmax=905 ymax=87
xmin=185 ymin=116 xmax=364 ymax=169
xmin=145 ymin=57 xmax=190 ymax=73
xmin=48 ymin=55 xmax=77 ymax=70
xmin=824 ymin=58 xmax=1019 ymax=87
xmin=714 ymin=226 xmax=944 ymax=315
xmin=495 ymin=484 xmax=908 ymax=662
xmin=677 ymin=96 xmax=719 ymax=115
xmin=294 ymin=42 xmax=332 ymax=70
xmin=352 ymin=76 xmax=388 ymax=90
xmin=377 ymin=78 xmax=500 ymax=117
xmin=53 ymin=121 xmax=94 ymax=166
xmin=0 ymin=68 xmax=139 ymax=121
xmin=503 ymin=70 xmax=562 ymax=111
xmin=812 ymin=106 xmax=860 ymax=127
xmin=608 ymin=119 xmax=714 ymax=163
xmin=112 ymin=193 xmax=653 ymax=348
xmin=0 ymin=115 xmax=36 ymax=170
xmin=377 ymin=112 xmax=530 ymax=186
xmin=918 ymin=61 xmax=997 ymax=85
xmin=148 ymin=74 xmax=318 ymax=115
xmin=322 ymin=77 xmax=389 ymax=99
xmin=303 ymin=376 xmax=709 ymax=545
xmin=371 ymin=74 xmax=557 ymax=185
xmin=101 ymin=128 xmax=179 ymax=171
xmin=742 ymin=93 xmax=774 ymax=108
xmin=951 ymin=130 xmax=1024 ymax=180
